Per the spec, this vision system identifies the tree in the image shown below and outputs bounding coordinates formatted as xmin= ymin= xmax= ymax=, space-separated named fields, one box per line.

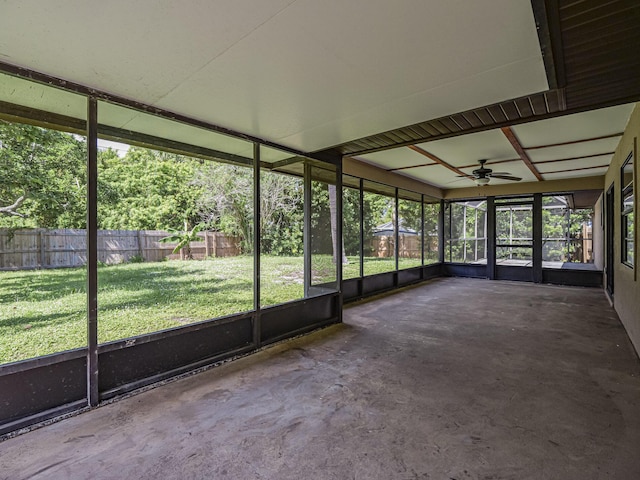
xmin=328 ymin=184 xmax=347 ymax=264
xmin=193 ymin=163 xmax=305 ymax=256
xmin=424 ymin=202 xmax=440 ymax=263
xmin=0 ymin=120 xmax=87 ymax=228
xmin=97 ymin=147 xmax=202 ymax=231
xmin=192 ymin=163 xmax=254 ymax=252
xmin=0 ymin=195 xmax=26 ymax=217
xmin=342 ymin=187 xmax=361 ymax=256
xmin=259 ymin=171 xmax=303 ymax=255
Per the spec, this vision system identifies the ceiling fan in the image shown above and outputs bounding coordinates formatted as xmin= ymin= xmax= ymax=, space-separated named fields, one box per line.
xmin=465 ymin=159 xmax=522 ymax=186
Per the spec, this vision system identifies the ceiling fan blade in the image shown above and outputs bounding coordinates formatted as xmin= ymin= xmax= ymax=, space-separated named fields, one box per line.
xmin=491 ymin=174 xmax=522 ymax=181
xmin=488 ymin=171 xmax=512 ymax=175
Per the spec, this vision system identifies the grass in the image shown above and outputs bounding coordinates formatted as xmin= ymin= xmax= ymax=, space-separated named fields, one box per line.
xmin=0 ymin=255 xmax=436 ymax=364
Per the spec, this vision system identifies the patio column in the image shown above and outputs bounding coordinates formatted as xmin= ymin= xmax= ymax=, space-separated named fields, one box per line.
xmin=533 ymin=193 xmax=543 ymax=283
xmin=86 ymin=97 xmax=99 ymax=407
xmin=486 ymin=197 xmax=496 ymax=280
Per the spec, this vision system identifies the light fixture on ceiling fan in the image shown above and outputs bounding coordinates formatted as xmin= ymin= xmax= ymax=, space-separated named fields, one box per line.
xmin=463 ymin=159 xmax=522 ymax=186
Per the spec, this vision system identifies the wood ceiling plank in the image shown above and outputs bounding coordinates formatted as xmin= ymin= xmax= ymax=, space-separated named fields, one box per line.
xmin=565 ymin=75 xmax=640 ymax=107
xmin=462 ymin=111 xmax=484 ymax=128
xmin=400 ymin=128 xmax=424 ymax=141
xmin=396 ymin=129 xmax=418 ymax=142
xmin=450 ymin=114 xmax=472 ymax=130
xmin=563 ymin=30 xmax=640 ymax=59
xmin=563 ymin=19 xmax=637 ymax=48
xmin=407 ymin=124 xmax=433 ymax=139
xmin=566 ymin=56 xmax=640 ymax=80
xmin=501 ymin=102 xmax=521 ymax=121
xmin=501 ymin=127 xmax=545 ymax=181
xmin=473 ymin=108 xmax=495 ymax=126
xmin=544 ymin=91 xmax=561 ymax=112
xmin=514 ymin=98 xmax=534 ymax=117
xmin=430 ymin=120 xmax=451 ymax=135
xmin=385 ymin=131 xmax=409 ymax=144
xmin=487 ymin=105 xmax=507 ymax=123
xmin=560 ymin=1 xmax=638 ymax=31
xmin=530 ymin=95 xmax=549 ymax=115
xmin=421 ymin=123 xmax=442 ymax=137
xmin=439 ymin=117 xmax=461 ymax=133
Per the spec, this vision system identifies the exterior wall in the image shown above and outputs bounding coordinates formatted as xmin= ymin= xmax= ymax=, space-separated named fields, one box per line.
xmin=605 ymin=103 xmax=640 ymax=355
xmin=593 ymin=194 xmax=604 ymax=271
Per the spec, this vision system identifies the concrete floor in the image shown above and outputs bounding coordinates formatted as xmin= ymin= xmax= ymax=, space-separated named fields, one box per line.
xmin=2 ymin=277 xmax=640 ymax=479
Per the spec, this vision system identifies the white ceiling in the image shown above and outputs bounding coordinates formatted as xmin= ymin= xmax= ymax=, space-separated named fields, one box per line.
xmin=0 ymin=0 xmax=547 ymax=152
xmin=355 ymin=104 xmax=635 ymax=189
xmin=1 ymin=0 xmax=635 ymax=194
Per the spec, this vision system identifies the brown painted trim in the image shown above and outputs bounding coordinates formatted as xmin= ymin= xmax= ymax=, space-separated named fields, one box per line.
xmin=0 ymin=98 xmax=255 ymax=167
xmin=530 ymin=0 xmax=566 ymax=90
xmin=407 ymin=145 xmax=472 ymax=178
xmin=541 ymin=164 xmax=609 ymax=174
xmin=501 ymin=127 xmax=545 ymax=181
xmin=532 ymin=152 xmax=615 ymax=165
xmin=392 ymin=157 xmax=522 ymax=172
xmin=525 ymin=132 xmax=623 ymax=150
xmin=98 ymin=125 xmax=254 ymax=167
xmin=387 ymin=162 xmax=438 ymax=171
xmin=0 ymin=100 xmax=86 ymax=133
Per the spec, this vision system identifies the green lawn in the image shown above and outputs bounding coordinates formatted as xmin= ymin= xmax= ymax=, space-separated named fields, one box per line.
xmin=0 ymin=255 xmax=434 ymax=364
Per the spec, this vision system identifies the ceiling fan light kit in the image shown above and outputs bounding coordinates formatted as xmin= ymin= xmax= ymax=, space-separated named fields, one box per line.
xmin=468 ymin=159 xmax=522 ymax=186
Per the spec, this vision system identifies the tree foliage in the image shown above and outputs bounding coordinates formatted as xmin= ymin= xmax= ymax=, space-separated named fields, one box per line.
xmin=0 ymin=120 xmax=86 ymax=228
xmin=1 ymin=119 xmax=440 ymax=261
xmin=98 ymin=147 xmax=202 ymax=231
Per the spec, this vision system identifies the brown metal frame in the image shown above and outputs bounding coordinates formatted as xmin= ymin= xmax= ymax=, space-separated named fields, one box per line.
xmin=0 ymin=64 xmax=343 ymax=437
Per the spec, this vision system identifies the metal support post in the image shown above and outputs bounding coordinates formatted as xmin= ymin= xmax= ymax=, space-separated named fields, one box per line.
xmin=86 ymin=97 xmax=99 ymax=407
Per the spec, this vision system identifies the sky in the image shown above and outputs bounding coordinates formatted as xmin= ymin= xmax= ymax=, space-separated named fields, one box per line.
xmin=98 ymin=139 xmax=130 ymax=157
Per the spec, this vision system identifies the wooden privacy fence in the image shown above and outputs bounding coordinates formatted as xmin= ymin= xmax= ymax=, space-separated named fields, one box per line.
xmin=371 ymin=234 xmax=421 ymax=259
xmin=0 ymin=229 xmax=241 ymax=270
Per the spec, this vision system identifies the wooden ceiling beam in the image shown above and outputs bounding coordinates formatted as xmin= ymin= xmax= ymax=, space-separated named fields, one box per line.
xmin=387 ymin=161 xmax=438 ymax=172
xmin=542 ymin=164 xmax=609 ymax=175
xmin=524 ymin=132 xmax=623 ymax=150
xmin=389 ymin=157 xmax=523 ymax=173
xmin=407 ymin=145 xmax=472 ymax=178
xmin=501 ymin=127 xmax=545 ymax=181
xmin=532 ymin=151 xmax=615 ymax=165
